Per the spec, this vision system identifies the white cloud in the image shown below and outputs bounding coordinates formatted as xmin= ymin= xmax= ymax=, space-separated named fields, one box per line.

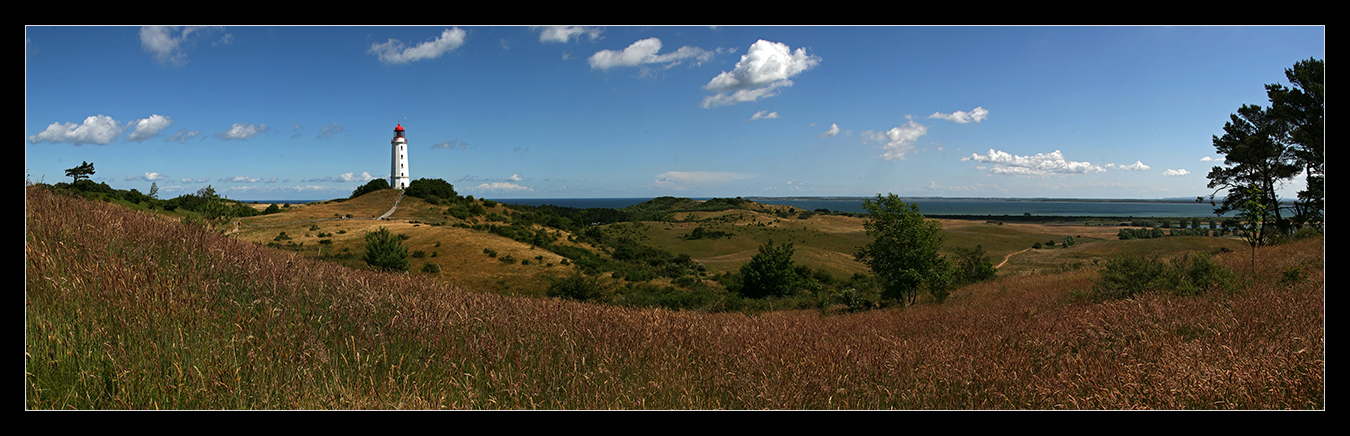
xmin=340 ymin=171 xmax=374 ymax=182
xmin=166 ymin=129 xmax=202 ymax=143
xmin=1105 ymin=161 xmax=1150 ymax=171
xmin=929 ymin=106 xmax=989 ymax=123
xmin=221 ymin=176 xmax=264 ymax=183
xmin=701 ymin=40 xmax=820 ymax=108
xmin=303 ymin=172 xmax=375 ymax=183
xmin=749 ymin=110 xmax=779 ymax=121
xmin=962 ymin=149 xmax=1106 ymax=177
xmin=140 ymin=26 xmax=218 ymax=66
xmin=431 ymin=139 xmax=469 ymax=149
xmin=126 ymin=114 xmax=174 ymax=142
xmin=862 ymin=120 xmax=928 ymax=161
xmin=821 ymin=123 xmax=841 ymax=137
xmin=467 ymin=182 xmax=533 ymax=192
xmin=29 ymin=115 xmax=125 ymax=145
xmin=508 ymin=174 xmax=524 ymax=182
xmin=1201 ymin=156 xmax=1225 ymax=163
xmin=654 ymin=171 xmax=753 ymax=189
xmin=180 ymin=177 xmax=210 ymax=183
xmin=315 ymin=123 xmax=344 ymax=139
xmin=1161 ymin=169 xmax=1190 ymax=176
xmin=125 ymin=172 xmax=167 ymax=181
xmin=588 ymin=37 xmax=716 ymax=71
xmin=537 ymin=26 xmax=603 ymax=43
xmin=218 ymin=123 xmax=267 ymax=140
xmin=370 ymin=28 xmax=467 ymax=64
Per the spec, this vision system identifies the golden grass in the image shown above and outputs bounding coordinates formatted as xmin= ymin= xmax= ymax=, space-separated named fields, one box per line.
xmin=26 ymin=184 xmax=1323 ymax=409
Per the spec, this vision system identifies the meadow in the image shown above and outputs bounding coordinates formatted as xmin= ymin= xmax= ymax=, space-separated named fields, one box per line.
xmin=24 ymin=183 xmax=1323 ymax=409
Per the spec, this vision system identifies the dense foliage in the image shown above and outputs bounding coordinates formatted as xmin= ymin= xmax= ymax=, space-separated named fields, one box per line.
xmin=363 ymin=226 xmax=409 ymax=272
xmin=854 ymin=193 xmax=948 ymax=306
xmin=350 ymin=178 xmax=391 ymax=199
xmin=737 ymin=240 xmax=801 ymax=299
xmin=1204 ymin=57 xmax=1323 ymax=235
xmin=403 ymin=178 xmax=459 ymax=205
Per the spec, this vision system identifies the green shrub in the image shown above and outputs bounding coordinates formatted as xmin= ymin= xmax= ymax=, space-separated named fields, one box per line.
xmin=547 ymin=271 xmax=612 ymax=302
xmin=363 ymin=227 xmax=409 ymax=272
xmin=1088 ymin=253 xmax=1233 ymax=301
xmin=421 ymin=263 xmax=441 ymax=273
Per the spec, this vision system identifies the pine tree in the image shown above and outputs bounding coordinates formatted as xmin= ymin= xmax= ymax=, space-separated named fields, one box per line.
xmin=363 ymin=227 xmax=409 ymax=272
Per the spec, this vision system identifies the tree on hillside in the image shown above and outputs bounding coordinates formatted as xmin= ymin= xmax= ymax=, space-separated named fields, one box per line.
xmin=854 ymin=193 xmax=947 ymax=307
xmin=64 ymin=161 xmax=95 ymax=183
xmin=404 ymin=178 xmax=458 ymax=204
xmin=1266 ymin=58 xmax=1324 ymax=231
xmin=364 ymin=226 xmax=409 ymax=272
xmin=1202 ymin=57 xmax=1323 ymax=235
xmin=1203 ymin=103 xmax=1300 ymax=235
xmin=351 ymin=178 xmax=391 ymax=199
xmin=738 ymin=239 xmax=801 ymax=299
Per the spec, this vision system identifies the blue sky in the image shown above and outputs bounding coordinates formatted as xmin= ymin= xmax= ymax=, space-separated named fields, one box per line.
xmin=25 ymin=26 xmax=1324 ymax=201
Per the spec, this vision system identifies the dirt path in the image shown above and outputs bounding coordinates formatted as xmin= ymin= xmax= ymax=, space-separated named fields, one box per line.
xmin=996 ymin=248 xmax=1032 ymax=269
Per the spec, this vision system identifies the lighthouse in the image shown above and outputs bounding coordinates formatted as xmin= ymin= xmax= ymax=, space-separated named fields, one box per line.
xmin=390 ymin=124 xmax=410 ymax=189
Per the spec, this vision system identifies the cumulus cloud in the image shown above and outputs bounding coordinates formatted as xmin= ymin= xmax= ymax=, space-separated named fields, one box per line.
xmin=1200 ymin=156 xmax=1225 ymax=163
xmin=1162 ymin=169 xmax=1190 ymax=176
xmin=588 ymin=37 xmax=716 ymax=71
xmin=962 ymin=149 xmax=1106 ymax=177
xmin=508 ymin=174 xmax=524 ymax=182
xmin=370 ymin=28 xmax=467 ymax=64
xmin=821 ymin=123 xmax=842 ymax=137
xmin=180 ymin=177 xmax=210 ymax=183
xmin=125 ymin=172 xmax=167 ymax=181
xmin=537 ymin=26 xmax=603 ymax=43
xmin=217 ymin=123 xmax=267 ymax=140
xmin=862 ymin=120 xmax=929 ymax=161
xmin=1105 ymin=161 xmax=1150 ymax=171
xmin=140 ymin=26 xmax=219 ymax=66
xmin=749 ymin=110 xmax=779 ymax=121
xmin=29 ymin=115 xmax=125 ymax=145
xmin=126 ymin=114 xmax=174 ymax=142
xmin=929 ymin=106 xmax=989 ymax=123
xmin=701 ymin=40 xmax=820 ymax=108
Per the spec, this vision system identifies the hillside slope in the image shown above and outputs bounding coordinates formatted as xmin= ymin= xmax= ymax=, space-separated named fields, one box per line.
xmin=25 ymin=184 xmax=1323 ymax=409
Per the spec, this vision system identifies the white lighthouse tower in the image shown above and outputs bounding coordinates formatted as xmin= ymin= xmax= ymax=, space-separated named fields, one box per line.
xmin=390 ymin=124 xmax=410 ymax=189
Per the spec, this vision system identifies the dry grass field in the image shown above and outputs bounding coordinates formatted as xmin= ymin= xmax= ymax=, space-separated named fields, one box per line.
xmin=25 ymin=183 xmax=1323 ymax=409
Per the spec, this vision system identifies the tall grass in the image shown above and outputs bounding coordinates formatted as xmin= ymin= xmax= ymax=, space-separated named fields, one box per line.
xmin=25 ymin=184 xmax=1323 ymax=409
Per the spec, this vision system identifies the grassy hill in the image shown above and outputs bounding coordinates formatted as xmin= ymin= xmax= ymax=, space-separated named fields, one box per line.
xmin=25 ymin=183 xmax=1323 ymax=409
xmin=229 ymin=189 xmax=1256 ymax=305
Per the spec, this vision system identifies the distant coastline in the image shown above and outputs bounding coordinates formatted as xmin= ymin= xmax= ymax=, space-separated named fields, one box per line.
xmin=239 ymin=196 xmax=1252 ymax=218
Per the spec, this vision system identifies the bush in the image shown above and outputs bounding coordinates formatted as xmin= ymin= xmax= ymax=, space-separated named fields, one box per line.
xmin=363 ymin=227 xmax=409 ymax=272
xmin=1088 ymin=253 xmax=1233 ymax=301
xmin=351 ymin=178 xmax=390 ymax=199
xmin=951 ymin=245 xmax=997 ymax=286
xmin=737 ymin=240 xmax=801 ymax=299
xmin=421 ymin=263 xmax=441 ymax=273
xmin=547 ymin=271 xmax=612 ymax=303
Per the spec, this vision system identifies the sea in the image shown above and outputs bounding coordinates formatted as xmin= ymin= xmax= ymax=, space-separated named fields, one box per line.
xmin=488 ymin=197 xmax=1236 ymax=218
